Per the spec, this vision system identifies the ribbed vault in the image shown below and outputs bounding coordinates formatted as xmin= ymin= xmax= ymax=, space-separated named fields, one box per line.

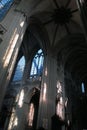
xmin=18 ymin=17 xmax=50 ymax=63
xmin=56 ymin=34 xmax=87 ymax=83
xmin=14 ymin=0 xmax=87 ymax=83
xmin=15 ymin=0 xmax=85 ymax=64
xmin=29 ymin=0 xmax=82 ymax=49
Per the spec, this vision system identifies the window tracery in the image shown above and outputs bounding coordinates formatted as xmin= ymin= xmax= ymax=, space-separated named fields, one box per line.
xmin=13 ymin=56 xmax=25 ymax=81
xmin=30 ymin=49 xmax=44 ymax=78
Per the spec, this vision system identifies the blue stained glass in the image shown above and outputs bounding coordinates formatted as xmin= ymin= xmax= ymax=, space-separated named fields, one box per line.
xmin=0 ymin=0 xmax=14 ymax=21
xmin=13 ymin=56 xmax=25 ymax=81
xmin=81 ymin=82 xmax=85 ymax=93
xmin=30 ymin=49 xmax=44 ymax=77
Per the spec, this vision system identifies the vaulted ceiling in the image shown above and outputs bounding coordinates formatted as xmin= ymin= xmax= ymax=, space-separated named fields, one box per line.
xmin=17 ymin=0 xmax=87 ymax=84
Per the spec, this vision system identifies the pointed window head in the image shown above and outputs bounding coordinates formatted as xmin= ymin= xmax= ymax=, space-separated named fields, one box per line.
xmin=13 ymin=56 xmax=25 ymax=81
xmin=30 ymin=49 xmax=44 ymax=77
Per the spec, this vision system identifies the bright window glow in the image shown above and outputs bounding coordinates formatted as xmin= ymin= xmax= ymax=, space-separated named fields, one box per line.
xmin=81 ymin=82 xmax=85 ymax=93
xmin=18 ymin=89 xmax=24 ymax=108
xmin=28 ymin=103 xmax=34 ymax=126
xmin=30 ymin=49 xmax=44 ymax=77
xmin=13 ymin=56 xmax=25 ymax=81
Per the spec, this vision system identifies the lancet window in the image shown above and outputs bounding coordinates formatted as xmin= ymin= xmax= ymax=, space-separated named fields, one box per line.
xmin=30 ymin=49 xmax=44 ymax=78
xmin=13 ymin=56 xmax=25 ymax=81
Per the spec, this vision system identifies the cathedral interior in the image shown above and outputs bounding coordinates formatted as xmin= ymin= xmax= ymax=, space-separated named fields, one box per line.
xmin=0 ymin=0 xmax=87 ymax=130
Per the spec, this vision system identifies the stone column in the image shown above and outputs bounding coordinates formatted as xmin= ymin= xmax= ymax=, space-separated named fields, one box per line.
xmin=57 ymin=64 xmax=65 ymax=113
xmin=22 ymin=60 xmax=31 ymax=81
xmin=57 ymin=65 xmax=66 ymax=130
xmin=0 ymin=10 xmax=27 ymax=110
xmin=37 ymin=52 xmax=65 ymax=130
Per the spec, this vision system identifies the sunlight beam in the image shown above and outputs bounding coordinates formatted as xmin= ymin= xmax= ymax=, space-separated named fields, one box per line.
xmin=18 ymin=89 xmax=24 ymax=108
xmin=43 ymin=83 xmax=47 ymax=101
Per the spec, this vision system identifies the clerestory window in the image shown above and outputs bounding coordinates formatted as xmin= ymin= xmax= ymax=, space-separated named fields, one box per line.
xmin=30 ymin=49 xmax=44 ymax=77
xmin=13 ymin=56 xmax=25 ymax=81
xmin=0 ymin=0 xmax=14 ymax=21
xmin=81 ymin=82 xmax=85 ymax=93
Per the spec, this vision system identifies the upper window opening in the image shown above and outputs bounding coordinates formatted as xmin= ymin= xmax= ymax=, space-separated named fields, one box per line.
xmin=81 ymin=82 xmax=85 ymax=93
xmin=0 ymin=0 xmax=14 ymax=21
xmin=13 ymin=56 xmax=25 ymax=81
xmin=30 ymin=49 xmax=44 ymax=77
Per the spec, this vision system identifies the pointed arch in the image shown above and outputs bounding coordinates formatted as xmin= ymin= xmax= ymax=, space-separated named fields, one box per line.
xmin=30 ymin=49 xmax=44 ymax=78
xmin=12 ymin=56 xmax=25 ymax=81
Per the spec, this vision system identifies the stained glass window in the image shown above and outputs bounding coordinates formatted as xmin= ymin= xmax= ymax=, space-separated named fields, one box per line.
xmin=81 ymin=82 xmax=85 ymax=93
xmin=30 ymin=49 xmax=44 ymax=77
xmin=0 ymin=0 xmax=14 ymax=21
xmin=13 ymin=56 xmax=25 ymax=81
